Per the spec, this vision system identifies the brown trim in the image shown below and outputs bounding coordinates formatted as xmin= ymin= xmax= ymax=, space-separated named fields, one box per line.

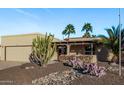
xmin=64 ymin=37 xmax=101 ymax=39
xmin=56 ymin=42 xmax=94 ymax=45
xmin=4 ymin=46 xmax=6 ymax=61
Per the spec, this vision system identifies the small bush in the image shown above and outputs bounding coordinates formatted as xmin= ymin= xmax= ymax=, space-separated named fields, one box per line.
xmin=66 ymin=56 xmax=106 ymax=77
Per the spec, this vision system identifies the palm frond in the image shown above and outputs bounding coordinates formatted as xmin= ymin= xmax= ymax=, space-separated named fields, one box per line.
xmin=121 ymin=28 xmax=124 ymax=40
xmin=99 ymin=25 xmax=124 ymax=56
xmin=112 ymin=26 xmax=118 ymax=37
xmin=62 ymin=24 xmax=76 ymax=37
xmin=105 ymin=28 xmax=115 ymax=40
xmin=82 ymin=23 xmax=92 ymax=32
xmin=97 ymin=35 xmax=108 ymax=40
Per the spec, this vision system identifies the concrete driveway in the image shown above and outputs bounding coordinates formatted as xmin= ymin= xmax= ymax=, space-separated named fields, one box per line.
xmin=0 ymin=61 xmax=25 ymax=70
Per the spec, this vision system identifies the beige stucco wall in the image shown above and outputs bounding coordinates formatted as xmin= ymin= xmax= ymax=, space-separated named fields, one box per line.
xmin=1 ymin=33 xmax=59 ymax=46
xmin=0 ymin=33 xmax=59 ymax=62
xmin=51 ymin=50 xmax=58 ymax=61
xmin=0 ymin=46 xmax=6 ymax=61
xmin=1 ymin=34 xmax=40 ymax=46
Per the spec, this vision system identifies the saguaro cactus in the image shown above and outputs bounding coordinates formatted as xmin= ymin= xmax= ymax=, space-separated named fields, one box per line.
xmin=29 ymin=33 xmax=56 ymax=66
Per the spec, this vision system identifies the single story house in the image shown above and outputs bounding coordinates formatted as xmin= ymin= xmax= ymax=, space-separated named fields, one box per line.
xmin=0 ymin=33 xmax=113 ymax=63
xmin=55 ymin=37 xmax=115 ymax=63
xmin=55 ymin=37 xmax=101 ymax=63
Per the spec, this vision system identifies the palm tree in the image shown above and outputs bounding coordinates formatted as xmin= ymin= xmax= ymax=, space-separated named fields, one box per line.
xmin=98 ymin=25 xmax=124 ymax=63
xmin=121 ymin=29 xmax=124 ymax=50
xmin=62 ymin=24 xmax=76 ymax=39
xmin=82 ymin=23 xmax=93 ymax=38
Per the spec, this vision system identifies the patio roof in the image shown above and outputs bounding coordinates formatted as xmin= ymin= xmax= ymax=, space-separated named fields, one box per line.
xmin=54 ymin=37 xmax=101 ymax=43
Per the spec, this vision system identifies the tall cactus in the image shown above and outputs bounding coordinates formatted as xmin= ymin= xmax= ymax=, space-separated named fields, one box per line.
xmin=30 ymin=33 xmax=56 ymax=66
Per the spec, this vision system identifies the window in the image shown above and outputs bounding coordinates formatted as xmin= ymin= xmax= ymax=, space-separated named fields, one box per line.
xmin=85 ymin=44 xmax=95 ymax=55
xmin=57 ymin=45 xmax=67 ymax=55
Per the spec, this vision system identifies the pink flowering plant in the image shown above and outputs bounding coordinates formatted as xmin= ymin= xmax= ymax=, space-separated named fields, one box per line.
xmin=68 ymin=56 xmax=83 ymax=68
xmin=67 ymin=56 xmax=106 ymax=77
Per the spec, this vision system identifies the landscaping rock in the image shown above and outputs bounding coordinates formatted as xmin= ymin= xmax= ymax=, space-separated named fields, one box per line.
xmin=107 ymin=65 xmax=124 ymax=72
xmin=20 ymin=63 xmax=40 ymax=69
xmin=25 ymin=66 xmax=34 ymax=70
xmin=32 ymin=70 xmax=77 ymax=85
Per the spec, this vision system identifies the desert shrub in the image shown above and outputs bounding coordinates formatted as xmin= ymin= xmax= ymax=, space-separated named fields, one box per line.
xmin=68 ymin=56 xmax=83 ymax=69
xmin=82 ymin=63 xmax=106 ymax=77
xmin=29 ymin=33 xmax=56 ymax=66
xmin=66 ymin=56 xmax=106 ymax=77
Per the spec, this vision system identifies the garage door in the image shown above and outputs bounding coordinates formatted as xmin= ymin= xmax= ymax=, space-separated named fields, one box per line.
xmin=6 ymin=46 xmax=32 ymax=62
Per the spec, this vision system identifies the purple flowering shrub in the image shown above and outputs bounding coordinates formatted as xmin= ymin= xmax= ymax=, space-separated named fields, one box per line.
xmin=67 ymin=56 xmax=106 ymax=77
xmin=83 ymin=63 xmax=106 ymax=77
xmin=68 ymin=56 xmax=83 ymax=68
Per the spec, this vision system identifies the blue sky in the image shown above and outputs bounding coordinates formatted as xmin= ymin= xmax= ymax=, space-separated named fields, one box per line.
xmin=0 ymin=8 xmax=124 ymax=39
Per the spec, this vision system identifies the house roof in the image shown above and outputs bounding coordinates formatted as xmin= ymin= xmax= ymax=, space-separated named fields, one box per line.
xmin=54 ymin=37 xmax=101 ymax=43
xmin=65 ymin=37 xmax=101 ymax=42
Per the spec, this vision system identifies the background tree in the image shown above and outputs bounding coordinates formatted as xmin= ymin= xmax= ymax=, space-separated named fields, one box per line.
xmin=121 ymin=29 xmax=124 ymax=51
xmin=98 ymin=25 xmax=124 ymax=64
xmin=82 ymin=23 xmax=93 ymax=38
xmin=62 ymin=24 xmax=76 ymax=39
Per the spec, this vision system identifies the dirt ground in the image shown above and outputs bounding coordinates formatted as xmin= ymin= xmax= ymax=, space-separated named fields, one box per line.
xmin=0 ymin=61 xmax=25 ymax=70
xmin=0 ymin=61 xmax=124 ymax=85
xmin=0 ymin=62 xmax=71 ymax=84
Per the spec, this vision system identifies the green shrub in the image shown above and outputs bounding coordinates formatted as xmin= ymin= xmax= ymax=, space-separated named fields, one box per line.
xmin=29 ymin=33 xmax=56 ymax=66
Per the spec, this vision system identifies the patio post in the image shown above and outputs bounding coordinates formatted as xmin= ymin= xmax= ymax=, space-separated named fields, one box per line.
xmin=4 ymin=46 xmax=6 ymax=61
xmin=91 ymin=43 xmax=93 ymax=55
xmin=1 ymin=46 xmax=6 ymax=61
xmin=67 ymin=44 xmax=70 ymax=55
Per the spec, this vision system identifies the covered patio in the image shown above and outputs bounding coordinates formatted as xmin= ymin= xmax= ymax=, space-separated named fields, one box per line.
xmin=55 ymin=37 xmax=101 ymax=63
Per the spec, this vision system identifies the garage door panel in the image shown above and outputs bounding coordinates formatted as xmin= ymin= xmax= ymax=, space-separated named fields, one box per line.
xmin=6 ymin=47 xmax=31 ymax=62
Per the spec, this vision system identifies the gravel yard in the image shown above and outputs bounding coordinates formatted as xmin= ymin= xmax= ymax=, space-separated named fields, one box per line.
xmin=0 ymin=61 xmax=124 ymax=85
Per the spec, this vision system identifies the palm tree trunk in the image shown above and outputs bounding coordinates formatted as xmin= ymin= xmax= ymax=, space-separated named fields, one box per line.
xmin=67 ymin=34 xmax=70 ymax=55
xmin=68 ymin=34 xmax=70 ymax=40
xmin=86 ymin=30 xmax=88 ymax=34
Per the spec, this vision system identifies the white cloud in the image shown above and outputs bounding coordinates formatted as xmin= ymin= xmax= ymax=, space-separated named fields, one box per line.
xmin=14 ymin=8 xmax=40 ymax=20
